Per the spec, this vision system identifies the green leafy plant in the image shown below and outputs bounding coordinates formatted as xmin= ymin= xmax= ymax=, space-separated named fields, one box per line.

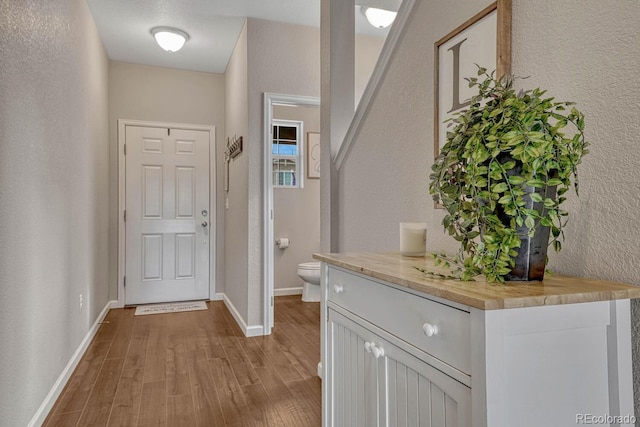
xmin=428 ymin=68 xmax=589 ymax=282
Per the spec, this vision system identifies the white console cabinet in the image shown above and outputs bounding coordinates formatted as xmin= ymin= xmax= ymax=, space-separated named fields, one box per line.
xmin=317 ymin=253 xmax=639 ymax=427
xmin=328 ymin=307 xmax=471 ymax=426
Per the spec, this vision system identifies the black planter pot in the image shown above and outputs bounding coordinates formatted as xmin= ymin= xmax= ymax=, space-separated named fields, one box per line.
xmin=497 ymin=156 xmax=556 ymax=281
xmin=504 ymin=185 xmax=555 ymax=281
xmin=498 ymin=154 xmax=556 ymax=282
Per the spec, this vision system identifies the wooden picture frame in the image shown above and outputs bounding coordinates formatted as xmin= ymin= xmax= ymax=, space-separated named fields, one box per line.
xmin=434 ymin=0 xmax=511 ymax=157
xmin=307 ymin=132 xmax=320 ymax=179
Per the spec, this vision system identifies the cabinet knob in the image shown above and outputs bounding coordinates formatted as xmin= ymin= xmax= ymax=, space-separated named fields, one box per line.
xmin=372 ymin=345 xmax=385 ymax=359
xmin=422 ymin=323 xmax=439 ymax=337
xmin=364 ymin=341 xmax=373 ymax=353
xmin=333 ymin=284 xmax=344 ymax=294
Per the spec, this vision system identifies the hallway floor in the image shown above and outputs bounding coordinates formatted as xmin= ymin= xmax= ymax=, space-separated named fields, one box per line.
xmin=44 ymin=296 xmax=321 ymax=426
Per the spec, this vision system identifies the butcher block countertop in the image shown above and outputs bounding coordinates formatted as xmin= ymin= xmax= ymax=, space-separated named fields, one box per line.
xmin=313 ymin=252 xmax=640 ymax=310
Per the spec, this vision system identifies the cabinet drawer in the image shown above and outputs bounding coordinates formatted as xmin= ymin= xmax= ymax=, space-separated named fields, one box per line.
xmin=327 ymin=267 xmax=471 ymax=375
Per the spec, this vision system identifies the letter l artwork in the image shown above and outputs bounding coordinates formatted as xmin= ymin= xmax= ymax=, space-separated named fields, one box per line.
xmin=447 ymin=38 xmax=471 ymax=113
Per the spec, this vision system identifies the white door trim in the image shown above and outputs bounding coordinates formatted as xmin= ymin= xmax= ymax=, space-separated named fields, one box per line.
xmin=263 ymin=94 xmax=320 ymax=334
xmin=116 ymin=119 xmax=216 ymax=308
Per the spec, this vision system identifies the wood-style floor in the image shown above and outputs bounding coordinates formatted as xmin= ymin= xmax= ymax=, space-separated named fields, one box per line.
xmin=44 ymin=296 xmax=321 ymax=427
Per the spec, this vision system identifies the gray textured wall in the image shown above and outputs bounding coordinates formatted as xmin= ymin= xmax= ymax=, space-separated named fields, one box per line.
xmin=0 ymin=0 xmax=110 ymax=424
xmin=224 ymin=21 xmax=250 ymax=320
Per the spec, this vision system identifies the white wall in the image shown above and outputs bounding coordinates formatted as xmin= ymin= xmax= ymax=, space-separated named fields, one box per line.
xmin=0 ymin=0 xmax=110 ymax=424
xmin=273 ymin=105 xmax=321 ymax=290
xmin=108 ymin=61 xmax=226 ymax=302
xmin=336 ymin=0 xmax=640 ymax=417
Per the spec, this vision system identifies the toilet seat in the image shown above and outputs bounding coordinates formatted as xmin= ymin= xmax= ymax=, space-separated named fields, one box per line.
xmin=298 ymin=261 xmax=320 ymax=271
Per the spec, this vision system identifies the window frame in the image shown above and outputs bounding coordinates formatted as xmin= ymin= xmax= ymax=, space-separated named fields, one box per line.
xmin=271 ymin=119 xmax=304 ymax=189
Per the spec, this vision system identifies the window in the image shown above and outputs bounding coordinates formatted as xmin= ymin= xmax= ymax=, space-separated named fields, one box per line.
xmin=272 ymin=120 xmax=303 ymax=188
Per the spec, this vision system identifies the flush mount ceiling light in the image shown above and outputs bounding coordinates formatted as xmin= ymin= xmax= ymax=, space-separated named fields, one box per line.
xmin=361 ymin=7 xmax=397 ymax=29
xmin=151 ymin=26 xmax=189 ymax=52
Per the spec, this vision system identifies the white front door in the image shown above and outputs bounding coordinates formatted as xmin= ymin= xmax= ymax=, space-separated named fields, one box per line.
xmin=125 ymin=125 xmax=210 ymax=305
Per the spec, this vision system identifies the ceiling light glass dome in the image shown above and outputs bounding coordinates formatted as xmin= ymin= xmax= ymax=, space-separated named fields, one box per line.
xmin=362 ymin=7 xmax=397 ymax=29
xmin=151 ymin=27 xmax=189 ymax=52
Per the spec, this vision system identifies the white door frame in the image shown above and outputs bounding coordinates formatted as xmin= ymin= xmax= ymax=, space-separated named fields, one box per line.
xmin=263 ymin=94 xmax=320 ymax=334
xmin=116 ymin=119 xmax=217 ymax=308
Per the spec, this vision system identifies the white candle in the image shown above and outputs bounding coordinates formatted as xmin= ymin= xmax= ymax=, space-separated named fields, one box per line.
xmin=399 ymin=222 xmax=427 ymax=256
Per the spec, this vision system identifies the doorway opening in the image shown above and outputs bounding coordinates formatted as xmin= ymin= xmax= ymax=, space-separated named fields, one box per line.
xmin=263 ymin=94 xmax=320 ymax=334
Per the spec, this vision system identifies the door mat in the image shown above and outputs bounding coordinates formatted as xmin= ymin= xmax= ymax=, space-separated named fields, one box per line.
xmin=134 ymin=300 xmax=208 ymax=316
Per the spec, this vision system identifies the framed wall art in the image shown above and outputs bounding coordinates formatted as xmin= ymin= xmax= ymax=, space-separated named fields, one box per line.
xmin=307 ymin=132 xmax=320 ymax=179
xmin=434 ymin=0 xmax=511 ymax=156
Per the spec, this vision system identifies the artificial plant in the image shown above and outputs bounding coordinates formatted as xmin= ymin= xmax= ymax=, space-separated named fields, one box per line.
xmin=428 ymin=68 xmax=589 ymax=282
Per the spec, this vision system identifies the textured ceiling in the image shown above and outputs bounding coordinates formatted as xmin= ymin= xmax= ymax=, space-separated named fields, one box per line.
xmin=85 ymin=0 xmax=401 ymax=74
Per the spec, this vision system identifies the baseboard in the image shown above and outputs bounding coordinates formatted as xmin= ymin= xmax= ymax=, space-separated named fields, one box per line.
xmin=274 ymin=287 xmax=303 ymax=296
xmin=210 ymin=293 xmax=224 ymax=301
xmin=221 ymin=294 xmax=264 ymax=337
xmin=28 ymin=300 xmax=116 ymax=427
xmin=244 ymin=325 xmax=264 ymax=337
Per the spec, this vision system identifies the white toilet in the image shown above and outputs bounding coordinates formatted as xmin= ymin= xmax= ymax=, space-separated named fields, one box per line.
xmin=297 ymin=261 xmax=321 ymax=302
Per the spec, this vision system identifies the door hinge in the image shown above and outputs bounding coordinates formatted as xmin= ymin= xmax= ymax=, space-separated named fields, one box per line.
xmin=271 ymin=296 xmax=274 ymax=307
xmin=123 ymin=210 xmax=126 ymax=222
xmin=124 ymin=144 xmax=126 ymax=155
xmin=123 ymin=276 xmax=126 ymax=287
xmin=168 ymin=128 xmax=171 ymax=136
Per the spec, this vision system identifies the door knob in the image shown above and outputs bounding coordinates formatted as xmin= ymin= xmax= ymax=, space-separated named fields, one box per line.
xmin=364 ymin=341 xmax=373 ymax=353
xmin=201 ymin=209 xmax=208 ymax=217
xmin=201 ymin=221 xmax=208 ymax=227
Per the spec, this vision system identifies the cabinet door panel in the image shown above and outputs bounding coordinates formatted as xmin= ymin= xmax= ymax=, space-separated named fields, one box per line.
xmin=381 ymin=337 xmax=471 ymax=427
xmin=387 ymin=360 xmax=420 ymax=426
xmin=328 ymin=309 xmax=380 ymax=426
